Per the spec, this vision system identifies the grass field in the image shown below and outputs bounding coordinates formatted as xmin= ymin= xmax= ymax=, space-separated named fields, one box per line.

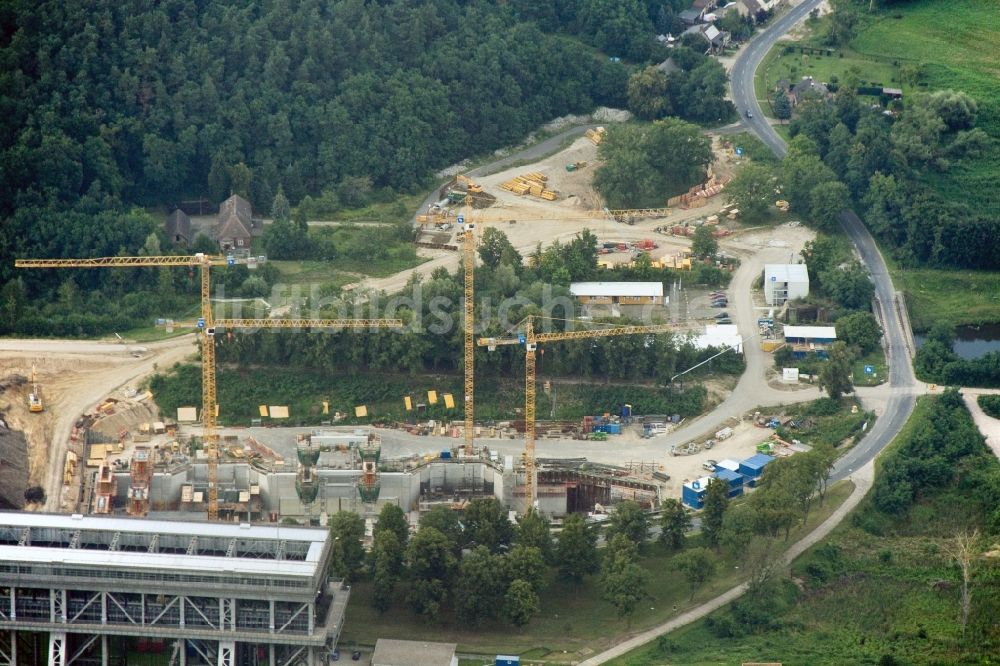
xmin=754 ymin=45 xmax=900 ymax=115
xmin=889 ymin=263 xmax=1000 ymax=331
xmin=849 ymin=0 xmax=1000 ymax=211
xmin=608 ymin=397 xmax=1000 ymax=666
xmin=340 ymin=482 xmax=855 ymax=660
xmin=148 ymin=364 xmax=717 ymax=427
xmin=851 ymin=348 xmax=887 ymax=387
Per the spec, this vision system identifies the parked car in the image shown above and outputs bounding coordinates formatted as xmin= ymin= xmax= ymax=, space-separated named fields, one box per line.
xmin=330 ymin=649 xmax=340 ymax=661
xmin=352 ymin=650 xmax=361 ymax=661
xmin=714 ymin=312 xmax=729 ymax=319
xmin=711 ymin=301 xmax=728 ymax=308
xmin=702 ymin=459 xmax=717 ymax=471
xmin=716 ymin=318 xmax=732 ymax=324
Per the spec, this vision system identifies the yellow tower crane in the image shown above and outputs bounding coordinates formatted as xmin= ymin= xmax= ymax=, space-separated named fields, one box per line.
xmin=457 ymin=212 xmax=477 ymax=456
xmin=479 ymin=316 xmax=677 ymax=509
xmin=16 ymin=253 xmax=237 ymax=518
xmin=16 ymin=255 xmax=403 ymax=520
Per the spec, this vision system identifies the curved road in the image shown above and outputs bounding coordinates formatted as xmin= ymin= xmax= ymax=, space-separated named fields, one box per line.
xmin=729 ymin=0 xmax=917 ymax=483
xmin=580 ymin=2 xmax=919 ymax=663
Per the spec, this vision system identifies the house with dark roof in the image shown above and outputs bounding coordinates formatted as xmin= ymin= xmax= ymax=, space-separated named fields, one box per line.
xmin=736 ymin=0 xmax=765 ymax=21
xmin=791 ymin=76 xmax=830 ymax=105
xmin=679 ymin=8 xmax=706 ymax=25
xmin=214 ymin=194 xmax=258 ymax=253
xmin=165 ymin=209 xmax=191 ymax=246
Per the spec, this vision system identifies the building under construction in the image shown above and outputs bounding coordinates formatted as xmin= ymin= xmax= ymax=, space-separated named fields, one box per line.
xmin=83 ymin=428 xmax=664 ymax=524
xmin=0 ymin=511 xmax=347 ymax=665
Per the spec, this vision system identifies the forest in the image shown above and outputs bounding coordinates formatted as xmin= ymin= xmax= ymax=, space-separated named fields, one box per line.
xmin=0 ymin=0 xmax=739 ymax=336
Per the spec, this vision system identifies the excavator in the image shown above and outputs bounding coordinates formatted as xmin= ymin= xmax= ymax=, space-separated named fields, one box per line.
xmin=28 ymin=363 xmax=43 ymax=413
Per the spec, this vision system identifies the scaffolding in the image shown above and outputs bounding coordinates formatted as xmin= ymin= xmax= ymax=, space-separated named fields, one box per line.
xmin=127 ymin=446 xmax=152 ymax=517
xmin=0 ymin=512 xmax=348 ymax=666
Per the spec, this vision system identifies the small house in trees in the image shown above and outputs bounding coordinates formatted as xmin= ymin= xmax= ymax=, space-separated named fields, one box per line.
xmin=791 ymin=76 xmax=830 ymax=105
xmin=213 ymin=194 xmax=262 ymax=254
xmin=165 ymin=209 xmax=191 ymax=246
xmin=679 ymin=8 xmax=706 ymax=25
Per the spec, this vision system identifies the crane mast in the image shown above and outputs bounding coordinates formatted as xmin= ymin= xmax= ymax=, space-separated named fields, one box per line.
xmin=17 ymin=254 xmax=402 ymax=521
xmin=480 ymin=316 xmax=676 ymax=509
xmin=462 ymin=216 xmax=476 ymax=456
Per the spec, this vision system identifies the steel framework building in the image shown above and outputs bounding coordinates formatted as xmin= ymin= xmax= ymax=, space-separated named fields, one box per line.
xmin=0 ymin=512 xmax=348 ymax=666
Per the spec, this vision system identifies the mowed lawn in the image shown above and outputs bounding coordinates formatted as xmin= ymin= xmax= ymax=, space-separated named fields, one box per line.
xmin=850 ymin=0 xmax=1000 ymax=211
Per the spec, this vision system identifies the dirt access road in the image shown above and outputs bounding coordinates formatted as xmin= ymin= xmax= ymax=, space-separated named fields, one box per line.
xmin=0 ymin=335 xmax=196 ymax=511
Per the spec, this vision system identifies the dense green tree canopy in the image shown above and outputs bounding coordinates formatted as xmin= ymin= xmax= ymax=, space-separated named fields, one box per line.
xmin=594 ymin=119 xmax=713 ymax=208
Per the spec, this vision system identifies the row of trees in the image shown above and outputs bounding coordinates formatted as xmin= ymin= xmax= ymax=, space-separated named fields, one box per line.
xmin=594 ymin=119 xmax=714 ymax=208
xmin=873 ymin=388 xmax=991 ymax=517
xmin=625 ymin=46 xmax=734 ymax=124
xmin=2 ymin=0 xmax=660 ymax=331
xmin=212 ymin=229 xmax=746 ymax=382
xmin=787 ymin=82 xmax=995 ymax=268
xmin=330 ymin=500 xmax=598 ymax=625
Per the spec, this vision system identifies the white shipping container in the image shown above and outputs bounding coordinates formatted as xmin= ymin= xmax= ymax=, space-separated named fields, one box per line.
xmin=715 ymin=427 xmax=733 ymax=440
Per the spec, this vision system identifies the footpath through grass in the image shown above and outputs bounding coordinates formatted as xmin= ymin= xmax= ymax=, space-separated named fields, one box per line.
xmin=608 ymin=395 xmax=1000 ymax=666
xmin=341 ymin=482 xmax=855 ymax=660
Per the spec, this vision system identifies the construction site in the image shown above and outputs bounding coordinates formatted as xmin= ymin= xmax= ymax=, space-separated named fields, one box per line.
xmin=0 ymin=122 xmax=820 ymax=521
xmin=0 ymin=121 xmax=826 ymax=664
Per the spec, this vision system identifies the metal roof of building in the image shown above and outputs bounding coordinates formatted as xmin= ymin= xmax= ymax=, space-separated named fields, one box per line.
xmin=372 ymin=639 xmax=457 ymax=666
xmin=764 ymin=263 xmax=809 ymax=283
xmin=0 ymin=544 xmax=319 ymax=577
xmin=0 ymin=512 xmax=327 ymax=577
xmin=714 ymin=468 xmax=743 ymax=482
xmin=716 ymin=459 xmax=740 ymax=472
xmin=0 ymin=511 xmax=325 ymax=544
xmin=784 ymin=325 xmax=837 ymax=339
xmin=690 ymin=324 xmax=743 ymax=353
xmin=740 ymin=453 xmax=775 ymax=470
xmin=570 ymin=281 xmax=664 ymax=297
xmin=683 ymin=476 xmax=714 ymax=491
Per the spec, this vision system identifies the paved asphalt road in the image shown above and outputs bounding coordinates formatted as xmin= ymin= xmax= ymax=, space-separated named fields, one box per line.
xmin=581 ymin=4 xmax=921 ymax=664
xmin=728 ymin=0 xmax=918 ymax=482
xmin=729 ymin=0 xmax=831 ymax=158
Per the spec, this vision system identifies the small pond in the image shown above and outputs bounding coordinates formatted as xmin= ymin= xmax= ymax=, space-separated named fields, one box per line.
xmin=914 ymin=323 xmax=1000 ymax=360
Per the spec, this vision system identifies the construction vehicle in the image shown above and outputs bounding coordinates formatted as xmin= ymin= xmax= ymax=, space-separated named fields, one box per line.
xmin=16 ymin=254 xmax=402 ymax=520
xmin=775 ymin=200 xmax=790 ymax=212
xmin=456 ymin=174 xmax=483 ymax=194
xmin=565 ymin=161 xmax=588 ymax=172
xmin=585 ymin=127 xmax=607 ymax=145
xmin=28 ymin=363 xmax=43 ymax=412
xmin=479 ymin=316 xmax=676 ymax=509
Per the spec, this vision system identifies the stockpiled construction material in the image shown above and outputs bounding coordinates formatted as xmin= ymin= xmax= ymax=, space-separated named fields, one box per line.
xmin=500 ymin=172 xmax=558 ymax=201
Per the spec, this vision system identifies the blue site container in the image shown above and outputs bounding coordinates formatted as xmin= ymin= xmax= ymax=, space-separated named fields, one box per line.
xmin=622 ymin=404 xmax=632 ymax=418
xmin=713 ymin=468 xmax=745 ymax=498
xmin=738 ymin=453 xmax=774 ymax=487
xmin=682 ymin=478 xmax=709 ymax=509
xmin=605 ymin=423 xmax=621 ymax=435
xmin=440 ymin=450 xmax=452 ymax=459
xmin=496 ymin=657 xmax=521 ymax=666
